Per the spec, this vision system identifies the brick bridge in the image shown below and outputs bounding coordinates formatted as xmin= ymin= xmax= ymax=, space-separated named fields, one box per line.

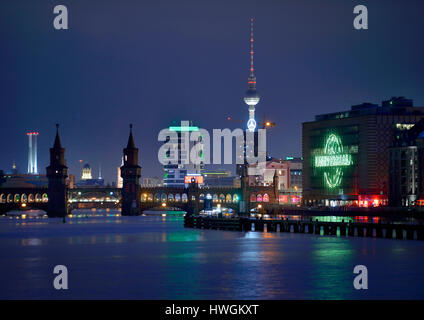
xmin=138 ymin=184 xmax=280 ymax=214
xmin=0 ymin=183 xmax=280 ymax=215
xmin=0 ymin=124 xmax=280 ymax=217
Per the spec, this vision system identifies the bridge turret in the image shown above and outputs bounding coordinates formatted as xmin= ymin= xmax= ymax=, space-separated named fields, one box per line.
xmin=121 ymin=124 xmax=142 ymax=215
xmin=187 ymin=178 xmax=199 ymax=214
xmin=240 ymin=164 xmax=250 ymax=214
xmin=46 ymin=124 xmax=68 ymax=217
xmin=273 ymin=169 xmax=279 ymax=199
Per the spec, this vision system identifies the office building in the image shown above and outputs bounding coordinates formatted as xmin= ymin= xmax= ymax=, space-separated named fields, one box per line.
xmin=303 ymin=96 xmax=424 ymax=207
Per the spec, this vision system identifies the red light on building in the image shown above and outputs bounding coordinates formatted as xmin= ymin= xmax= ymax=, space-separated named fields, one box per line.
xmin=184 ymin=175 xmax=204 ymax=184
xmin=279 ymin=195 xmax=288 ymax=204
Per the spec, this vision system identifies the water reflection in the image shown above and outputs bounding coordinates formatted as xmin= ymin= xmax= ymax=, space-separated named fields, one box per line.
xmin=0 ymin=215 xmax=423 ymax=299
xmin=307 ymin=239 xmax=355 ymax=299
xmin=21 ymin=238 xmax=42 ymax=246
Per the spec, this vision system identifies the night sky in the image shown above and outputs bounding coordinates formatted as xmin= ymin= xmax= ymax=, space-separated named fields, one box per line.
xmin=1 ymin=0 xmax=424 ymax=183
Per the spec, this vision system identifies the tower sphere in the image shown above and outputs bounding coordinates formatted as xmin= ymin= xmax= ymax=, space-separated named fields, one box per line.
xmin=244 ymin=89 xmax=260 ymax=106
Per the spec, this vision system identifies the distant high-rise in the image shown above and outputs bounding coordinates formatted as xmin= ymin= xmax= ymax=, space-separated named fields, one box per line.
xmin=81 ymin=163 xmax=92 ymax=180
xmin=26 ymin=131 xmax=39 ymax=174
xmin=162 ymin=121 xmax=204 ymax=187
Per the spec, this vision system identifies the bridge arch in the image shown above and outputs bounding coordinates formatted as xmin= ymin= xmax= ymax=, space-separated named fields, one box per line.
xmin=219 ymin=194 xmax=225 ymax=203
xmin=233 ymin=194 xmax=239 ymax=203
xmin=161 ymin=193 xmax=167 ymax=202
xmin=0 ymin=194 xmax=5 ymax=204
xmin=257 ymin=194 xmax=263 ymax=202
xmin=250 ymin=194 xmax=256 ymax=202
xmin=42 ymin=193 xmax=48 ymax=202
xmin=199 ymin=194 xmax=204 ymax=203
xmin=7 ymin=194 xmax=13 ymax=203
xmin=14 ymin=194 xmax=20 ymax=203
xmin=154 ymin=193 xmax=160 ymax=202
xmin=225 ymin=194 xmax=232 ymax=203
xmin=182 ymin=193 xmax=188 ymax=203
xmin=35 ymin=194 xmax=41 ymax=202
xmin=213 ymin=194 xmax=218 ymax=203
xmin=263 ymin=193 xmax=269 ymax=202
xmin=21 ymin=194 xmax=28 ymax=203
xmin=141 ymin=193 xmax=148 ymax=202
xmin=175 ymin=194 xmax=181 ymax=202
xmin=168 ymin=194 xmax=174 ymax=202
xmin=28 ymin=194 xmax=34 ymax=203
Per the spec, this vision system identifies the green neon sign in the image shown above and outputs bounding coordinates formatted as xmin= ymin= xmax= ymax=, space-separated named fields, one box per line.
xmin=314 ymin=133 xmax=352 ymax=189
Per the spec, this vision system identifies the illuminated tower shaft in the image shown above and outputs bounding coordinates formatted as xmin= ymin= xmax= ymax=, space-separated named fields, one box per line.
xmin=244 ymin=18 xmax=260 ymax=132
xmin=27 ymin=132 xmax=39 ymax=174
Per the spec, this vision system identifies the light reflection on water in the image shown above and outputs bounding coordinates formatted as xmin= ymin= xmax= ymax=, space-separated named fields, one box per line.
xmin=0 ymin=214 xmax=423 ymax=299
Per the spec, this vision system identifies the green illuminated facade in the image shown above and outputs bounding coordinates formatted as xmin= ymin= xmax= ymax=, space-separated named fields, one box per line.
xmin=302 ymin=97 xmax=424 ymax=207
xmin=306 ymin=125 xmax=359 ymax=204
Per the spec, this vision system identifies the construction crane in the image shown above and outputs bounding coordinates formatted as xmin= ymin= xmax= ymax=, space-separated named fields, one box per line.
xmin=226 ymin=114 xmax=276 ymax=129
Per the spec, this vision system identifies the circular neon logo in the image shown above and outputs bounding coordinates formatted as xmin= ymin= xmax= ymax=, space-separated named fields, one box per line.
xmin=247 ymin=119 xmax=256 ymax=132
xmin=314 ymin=133 xmax=352 ymax=188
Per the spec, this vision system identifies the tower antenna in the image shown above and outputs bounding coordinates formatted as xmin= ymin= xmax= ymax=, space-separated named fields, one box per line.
xmin=250 ymin=18 xmax=254 ymax=78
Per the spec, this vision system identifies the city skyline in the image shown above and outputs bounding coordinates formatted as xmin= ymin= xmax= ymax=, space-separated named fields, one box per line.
xmin=2 ymin=0 xmax=424 ymax=183
xmin=2 ymin=0 xmax=424 ymax=303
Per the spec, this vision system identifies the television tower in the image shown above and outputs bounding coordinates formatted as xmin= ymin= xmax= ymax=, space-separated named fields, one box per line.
xmin=244 ymin=18 xmax=260 ymax=132
xmin=27 ymin=131 xmax=39 ymax=174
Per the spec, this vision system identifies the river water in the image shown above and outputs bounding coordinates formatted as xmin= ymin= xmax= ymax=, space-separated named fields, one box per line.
xmin=0 ymin=211 xmax=423 ymax=299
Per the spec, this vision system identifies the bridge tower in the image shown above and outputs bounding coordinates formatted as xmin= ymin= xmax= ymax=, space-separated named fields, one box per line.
xmin=46 ymin=124 xmax=68 ymax=217
xmin=273 ymin=169 xmax=279 ymax=202
xmin=187 ymin=178 xmax=200 ymax=214
xmin=240 ymin=165 xmax=250 ymax=215
xmin=121 ymin=124 xmax=142 ymax=216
